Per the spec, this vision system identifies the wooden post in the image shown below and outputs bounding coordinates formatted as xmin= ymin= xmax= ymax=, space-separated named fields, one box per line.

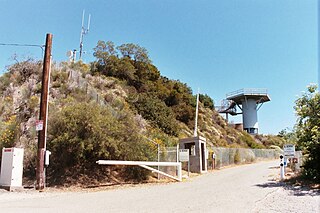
xmin=36 ymin=33 xmax=52 ymax=190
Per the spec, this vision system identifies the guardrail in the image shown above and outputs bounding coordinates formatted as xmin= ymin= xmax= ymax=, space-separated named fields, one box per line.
xmin=226 ymin=88 xmax=268 ymax=98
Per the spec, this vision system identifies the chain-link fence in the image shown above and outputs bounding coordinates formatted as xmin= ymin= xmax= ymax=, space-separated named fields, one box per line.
xmin=157 ymin=146 xmax=178 ymax=178
xmin=208 ymin=147 xmax=280 ymax=169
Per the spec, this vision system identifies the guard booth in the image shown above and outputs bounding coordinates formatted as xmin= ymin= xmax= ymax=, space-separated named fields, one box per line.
xmin=179 ymin=136 xmax=207 ymax=173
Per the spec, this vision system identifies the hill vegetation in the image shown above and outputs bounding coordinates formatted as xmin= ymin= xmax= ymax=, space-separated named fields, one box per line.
xmin=294 ymin=85 xmax=320 ymax=183
xmin=0 ymin=41 xmax=285 ymax=184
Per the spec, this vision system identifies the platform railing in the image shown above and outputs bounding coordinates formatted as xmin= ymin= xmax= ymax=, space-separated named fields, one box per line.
xmin=226 ymin=88 xmax=268 ymax=98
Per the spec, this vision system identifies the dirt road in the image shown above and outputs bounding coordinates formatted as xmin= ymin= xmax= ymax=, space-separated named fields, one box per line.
xmin=0 ymin=160 xmax=319 ymax=213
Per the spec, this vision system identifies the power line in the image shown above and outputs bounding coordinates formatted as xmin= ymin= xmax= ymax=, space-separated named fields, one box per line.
xmin=0 ymin=43 xmax=45 ymax=55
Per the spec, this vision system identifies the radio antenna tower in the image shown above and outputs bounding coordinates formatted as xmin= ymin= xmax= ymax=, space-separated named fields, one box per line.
xmin=79 ymin=10 xmax=91 ymax=60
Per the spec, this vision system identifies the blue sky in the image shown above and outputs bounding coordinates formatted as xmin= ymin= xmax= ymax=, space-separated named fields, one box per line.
xmin=0 ymin=0 xmax=317 ymax=134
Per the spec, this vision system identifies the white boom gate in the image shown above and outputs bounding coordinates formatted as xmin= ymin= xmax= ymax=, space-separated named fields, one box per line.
xmin=96 ymin=160 xmax=182 ymax=182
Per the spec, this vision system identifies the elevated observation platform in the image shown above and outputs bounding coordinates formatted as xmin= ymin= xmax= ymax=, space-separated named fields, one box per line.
xmin=218 ymin=88 xmax=271 ymax=135
xmin=226 ymin=88 xmax=270 ymax=104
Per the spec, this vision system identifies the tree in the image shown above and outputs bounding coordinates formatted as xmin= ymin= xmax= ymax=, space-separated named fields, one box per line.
xmin=93 ymin=40 xmax=117 ymax=65
xmin=199 ymin=94 xmax=214 ymax=110
xmin=117 ymin=43 xmax=151 ymax=63
xmin=277 ymin=128 xmax=296 ymax=146
xmin=294 ymin=84 xmax=320 ymax=182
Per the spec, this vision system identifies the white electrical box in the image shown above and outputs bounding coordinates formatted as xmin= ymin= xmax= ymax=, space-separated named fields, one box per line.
xmin=0 ymin=148 xmax=24 ymax=190
xmin=45 ymin=150 xmax=51 ymax=166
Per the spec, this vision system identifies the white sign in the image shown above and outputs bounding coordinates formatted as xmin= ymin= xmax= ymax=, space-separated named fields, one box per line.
xmin=36 ymin=120 xmax=44 ymax=131
xmin=283 ymin=144 xmax=295 ymax=157
xmin=179 ymin=149 xmax=189 ymax=162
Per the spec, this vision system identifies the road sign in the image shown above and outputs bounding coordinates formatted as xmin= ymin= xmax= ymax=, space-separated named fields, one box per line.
xmin=179 ymin=149 xmax=189 ymax=162
xmin=283 ymin=144 xmax=295 ymax=157
xmin=36 ymin=120 xmax=44 ymax=131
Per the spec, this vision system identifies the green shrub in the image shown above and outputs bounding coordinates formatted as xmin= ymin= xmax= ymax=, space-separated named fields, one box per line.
xmin=69 ymin=61 xmax=90 ymax=75
xmin=0 ymin=73 xmax=11 ymax=95
xmin=132 ymin=93 xmax=179 ymax=136
xmin=295 ymin=85 xmax=320 ymax=182
xmin=52 ymin=70 xmax=68 ymax=84
xmin=0 ymin=115 xmax=19 ymax=150
xmin=199 ymin=94 xmax=214 ymax=110
xmin=124 ymin=167 xmax=151 ymax=182
xmin=48 ymin=101 xmax=154 ymax=183
xmin=240 ymin=133 xmax=265 ymax=149
xmin=234 ymin=149 xmax=241 ymax=164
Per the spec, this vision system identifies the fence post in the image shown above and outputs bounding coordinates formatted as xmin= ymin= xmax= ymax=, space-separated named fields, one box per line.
xmin=177 ymin=162 xmax=182 ymax=181
xmin=157 ymin=144 xmax=160 ymax=180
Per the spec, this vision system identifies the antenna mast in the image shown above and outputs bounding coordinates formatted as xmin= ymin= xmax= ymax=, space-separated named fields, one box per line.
xmin=79 ymin=10 xmax=91 ymax=60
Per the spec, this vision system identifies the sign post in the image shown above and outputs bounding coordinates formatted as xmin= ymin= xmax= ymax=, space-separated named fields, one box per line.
xmin=179 ymin=149 xmax=190 ymax=176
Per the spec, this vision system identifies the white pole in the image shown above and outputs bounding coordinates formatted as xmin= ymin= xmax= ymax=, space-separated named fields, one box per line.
xmin=177 ymin=163 xmax=182 ymax=181
xmin=157 ymin=144 xmax=160 ymax=180
xmin=280 ymin=155 xmax=285 ymax=180
xmin=280 ymin=164 xmax=285 ymax=180
xmin=194 ymin=89 xmax=200 ymax=137
xmin=176 ymin=145 xmax=180 ymax=177
xmin=87 ymin=14 xmax=91 ymax=31
xmin=176 ymin=144 xmax=179 ymax=162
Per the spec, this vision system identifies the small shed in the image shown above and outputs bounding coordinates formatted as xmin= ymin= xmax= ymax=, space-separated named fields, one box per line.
xmin=179 ymin=136 xmax=207 ymax=173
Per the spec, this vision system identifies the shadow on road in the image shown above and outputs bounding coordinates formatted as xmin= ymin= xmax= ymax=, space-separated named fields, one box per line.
xmin=255 ymin=182 xmax=320 ymax=197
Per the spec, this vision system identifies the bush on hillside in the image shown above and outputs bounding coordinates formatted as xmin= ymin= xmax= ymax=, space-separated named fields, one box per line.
xmin=294 ymin=85 xmax=320 ymax=182
xmin=240 ymin=133 xmax=265 ymax=149
xmin=0 ymin=115 xmax=18 ymax=150
xmin=92 ymin=41 xmax=196 ymax=130
xmin=199 ymin=94 xmax=214 ymax=110
xmin=132 ymin=93 xmax=179 ymax=136
xmin=47 ymin=101 xmax=155 ymax=183
xmin=7 ymin=59 xmax=42 ymax=85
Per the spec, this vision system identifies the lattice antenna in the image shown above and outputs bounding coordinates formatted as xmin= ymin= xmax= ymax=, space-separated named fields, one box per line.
xmin=79 ymin=10 xmax=91 ymax=60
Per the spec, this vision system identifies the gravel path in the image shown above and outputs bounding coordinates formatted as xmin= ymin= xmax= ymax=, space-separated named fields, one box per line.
xmin=0 ymin=160 xmax=319 ymax=213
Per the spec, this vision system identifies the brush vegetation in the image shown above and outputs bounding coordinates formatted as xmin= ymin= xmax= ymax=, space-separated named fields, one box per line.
xmin=0 ymin=41 xmax=283 ymax=185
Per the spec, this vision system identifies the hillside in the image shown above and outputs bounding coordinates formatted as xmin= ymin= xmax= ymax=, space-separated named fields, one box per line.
xmin=0 ymin=41 xmax=284 ymax=184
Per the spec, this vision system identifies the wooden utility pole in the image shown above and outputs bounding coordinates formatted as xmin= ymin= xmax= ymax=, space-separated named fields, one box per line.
xmin=36 ymin=33 xmax=52 ymax=190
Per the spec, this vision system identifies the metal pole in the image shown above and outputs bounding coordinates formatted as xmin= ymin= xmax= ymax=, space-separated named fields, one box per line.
xmin=176 ymin=144 xmax=179 ymax=177
xmin=157 ymin=144 xmax=160 ymax=180
xmin=177 ymin=162 xmax=182 ymax=181
xmin=176 ymin=144 xmax=179 ymax=162
xmin=36 ymin=33 xmax=52 ymax=190
xmin=194 ymin=89 xmax=200 ymax=137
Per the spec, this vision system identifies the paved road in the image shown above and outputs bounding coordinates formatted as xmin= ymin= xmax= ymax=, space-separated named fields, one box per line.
xmin=0 ymin=160 xmax=319 ymax=213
